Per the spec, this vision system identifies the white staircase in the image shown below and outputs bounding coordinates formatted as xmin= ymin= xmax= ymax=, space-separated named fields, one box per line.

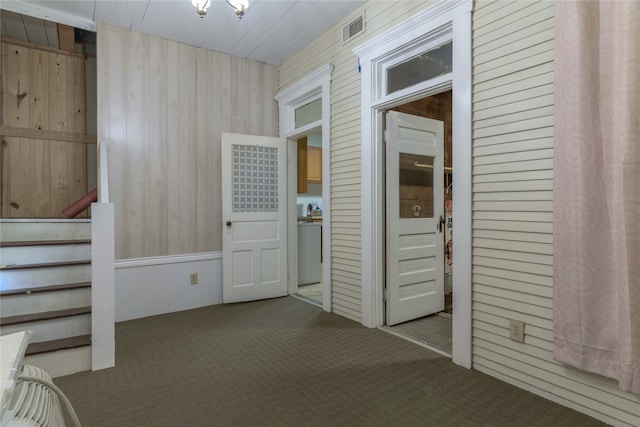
xmin=0 ymin=219 xmax=92 ymax=377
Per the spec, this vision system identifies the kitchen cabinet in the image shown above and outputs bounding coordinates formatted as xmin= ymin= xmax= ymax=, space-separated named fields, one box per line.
xmin=297 ymin=137 xmax=308 ymax=193
xmin=297 ymin=139 xmax=322 ymax=193
xmin=307 ymin=147 xmax=322 ymax=183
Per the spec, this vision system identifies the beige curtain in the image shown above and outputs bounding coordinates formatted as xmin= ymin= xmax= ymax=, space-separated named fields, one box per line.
xmin=553 ymin=0 xmax=640 ymax=394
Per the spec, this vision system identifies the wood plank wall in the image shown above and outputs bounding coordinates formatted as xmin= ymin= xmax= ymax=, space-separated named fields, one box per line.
xmin=97 ymin=24 xmax=278 ymax=260
xmin=279 ymin=1 xmax=436 ymax=322
xmin=472 ymin=1 xmax=640 ymax=425
xmin=1 ymin=41 xmax=88 ymax=217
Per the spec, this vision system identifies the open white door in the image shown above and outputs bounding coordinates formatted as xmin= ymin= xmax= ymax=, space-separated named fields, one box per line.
xmin=386 ymin=111 xmax=445 ymax=326
xmin=222 ymin=133 xmax=288 ymax=303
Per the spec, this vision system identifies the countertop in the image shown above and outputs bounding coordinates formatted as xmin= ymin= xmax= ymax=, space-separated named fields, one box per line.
xmin=298 ymin=216 xmax=322 ymax=223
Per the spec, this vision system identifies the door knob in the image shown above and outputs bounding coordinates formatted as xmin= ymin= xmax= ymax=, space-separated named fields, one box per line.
xmin=226 ymin=221 xmax=232 ymax=227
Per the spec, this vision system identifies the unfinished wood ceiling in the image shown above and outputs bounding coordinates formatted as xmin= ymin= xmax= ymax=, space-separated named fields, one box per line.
xmin=1 ymin=0 xmax=365 ymax=65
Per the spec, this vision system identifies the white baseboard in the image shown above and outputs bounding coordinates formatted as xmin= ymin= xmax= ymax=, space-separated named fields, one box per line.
xmin=114 ymin=252 xmax=222 ymax=322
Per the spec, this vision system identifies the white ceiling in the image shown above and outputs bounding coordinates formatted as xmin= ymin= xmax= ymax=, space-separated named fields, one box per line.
xmin=0 ymin=0 xmax=366 ymax=65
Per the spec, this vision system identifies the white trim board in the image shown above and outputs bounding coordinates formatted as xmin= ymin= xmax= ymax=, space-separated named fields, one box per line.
xmin=115 ymin=252 xmax=221 ymax=269
xmin=354 ymin=0 xmax=473 ymax=369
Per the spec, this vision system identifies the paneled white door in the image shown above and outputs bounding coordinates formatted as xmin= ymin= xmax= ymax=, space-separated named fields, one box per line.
xmin=386 ymin=111 xmax=445 ymax=326
xmin=222 ymin=133 xmax=288 ymax=303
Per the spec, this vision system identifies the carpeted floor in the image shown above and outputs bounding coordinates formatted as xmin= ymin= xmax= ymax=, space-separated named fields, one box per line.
xmin=55 ymin=297 xmax=607 ymax=427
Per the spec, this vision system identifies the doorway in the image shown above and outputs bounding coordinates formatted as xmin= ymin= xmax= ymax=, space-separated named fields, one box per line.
xmin=276 ymin=64 xmax=333 ymax=313
xmin=355 ymin=0 xmax=472 ymax=367
xmin=383 ymin=91 xmax=453 ymax=356
xmin=295 ymin=132 xmax=324 ymax=306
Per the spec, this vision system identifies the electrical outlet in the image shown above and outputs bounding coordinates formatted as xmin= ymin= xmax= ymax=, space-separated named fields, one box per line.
xmin=510 ymin=319 xmax=525 ymax=343
xmin=190 ymin=273 xmax=198 ymax=285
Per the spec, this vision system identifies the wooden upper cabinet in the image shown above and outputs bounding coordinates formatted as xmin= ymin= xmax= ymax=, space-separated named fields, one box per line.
xmin=297 ymin=137 xmax=308 ymax=193
xmin=297 ymin=140 xmax=322 ymax=193
xmin=307 ymin=146 xmax=322 ymax=183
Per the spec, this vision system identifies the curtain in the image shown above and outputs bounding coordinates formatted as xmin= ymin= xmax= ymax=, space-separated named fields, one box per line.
xmin=553 ymin=1 xmax=640 ymax=394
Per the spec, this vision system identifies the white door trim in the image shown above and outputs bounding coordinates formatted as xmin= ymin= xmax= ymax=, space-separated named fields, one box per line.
xmin=275 ymin=64 xmax=334 ymax=312
xmin=354 ymin=0 xmax=472 ymax=369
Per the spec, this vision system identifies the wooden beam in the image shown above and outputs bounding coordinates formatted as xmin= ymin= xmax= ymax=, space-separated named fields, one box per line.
xmin=0 ymin=125 xmax=96 ymax=144
xmin=57 ymin=23 xmax=75 ymax=53
xmin=1 ymin=37 xmax=85 ymax=59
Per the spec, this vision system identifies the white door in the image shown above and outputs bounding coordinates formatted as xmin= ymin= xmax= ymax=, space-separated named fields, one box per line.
xmin=386 ymin=111 xmax=445 ymax=326
xmin=222 ymin=133 xmax=288 ymax=303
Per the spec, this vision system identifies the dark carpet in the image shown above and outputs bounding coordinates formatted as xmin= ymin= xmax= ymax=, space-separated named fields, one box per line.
xmin=55 ymin=297 xmax=606 ymax=426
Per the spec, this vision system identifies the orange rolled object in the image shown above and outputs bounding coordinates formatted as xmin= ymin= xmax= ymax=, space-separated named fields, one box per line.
xmin=63 ymin=188 xmax=98 ymax=218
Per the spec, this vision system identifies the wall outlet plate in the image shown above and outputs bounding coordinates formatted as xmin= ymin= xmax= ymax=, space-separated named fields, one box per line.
xmin=190 ymin=273 xmax=198 ymax=285
xmin=510 ymin=319 xmax=525 ymax=343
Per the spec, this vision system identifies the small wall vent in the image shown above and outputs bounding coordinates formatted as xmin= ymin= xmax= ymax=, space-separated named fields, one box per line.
xmin=342 ymin=12 xmax=365 ymax=44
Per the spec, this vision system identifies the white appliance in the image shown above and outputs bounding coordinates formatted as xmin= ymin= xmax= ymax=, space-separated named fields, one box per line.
xmin=1 ymin=332 xmax=80 ymax=427
xmin=297 ymin=222 xmax=321 ymax=285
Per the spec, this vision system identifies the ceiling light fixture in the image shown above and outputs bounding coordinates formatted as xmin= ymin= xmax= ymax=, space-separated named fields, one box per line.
xmin=192 ymin=0 xmax=211 ymax=17
xmin=226 ymin=0 xmax=249 ymax=19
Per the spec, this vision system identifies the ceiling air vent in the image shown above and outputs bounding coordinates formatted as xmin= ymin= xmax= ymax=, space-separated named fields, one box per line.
xmin=342 ymin=13 xmax=365 ymax=44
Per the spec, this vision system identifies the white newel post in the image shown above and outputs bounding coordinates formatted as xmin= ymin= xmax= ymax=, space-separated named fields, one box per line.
xmin=91 ymin=202 xmax=115 ymax=370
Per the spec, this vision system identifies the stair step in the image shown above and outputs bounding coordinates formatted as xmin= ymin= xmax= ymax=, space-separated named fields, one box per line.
xmin=0 ymin=306 xmax=91 ymax=326
xmin=24 ymin=345 xmax=91 ymax=378
xmin=0 ymin=282 xmax=91 ymax=297
xmin=0 ymin=263 xmax=91 ymax=290
xmin=1 ymin=242 xmax=91 ymax=266
xmin=26 ymin=334 xmax=91 ymax=356
xmin=0 ymin=259 xmax=90 ymax=271
xmin=0 ymin=284 xmax=92 ymax=317
xmin=0 ymin=239 xmax=91 ymax=248
xmin=0 ymin=219 xmax=91 ymax=242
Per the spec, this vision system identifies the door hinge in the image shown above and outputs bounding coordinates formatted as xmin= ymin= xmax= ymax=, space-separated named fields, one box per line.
xmin=383 ymin=288 xmax=389 ymax=301
xmin=384 ymin=129 xmax=389 ymax=143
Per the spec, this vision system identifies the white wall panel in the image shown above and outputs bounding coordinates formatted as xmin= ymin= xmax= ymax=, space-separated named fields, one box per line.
xmin=114 ymin=253 xmax=221 ymax=322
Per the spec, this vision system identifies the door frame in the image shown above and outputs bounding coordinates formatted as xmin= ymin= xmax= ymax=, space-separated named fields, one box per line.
xmin=275 ymin=64 xmax=334 ymax=312
xmin=354 ymin=0 xmax=472 ymax=368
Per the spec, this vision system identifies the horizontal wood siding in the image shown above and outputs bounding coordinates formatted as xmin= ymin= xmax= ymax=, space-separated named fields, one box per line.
xmin=471 ymin=2 xmax=640 ymax=426
xmin=279 ymin=1 xmax=434 ymax=323
xmin=97 ymin=24 xmax=277 ymax=259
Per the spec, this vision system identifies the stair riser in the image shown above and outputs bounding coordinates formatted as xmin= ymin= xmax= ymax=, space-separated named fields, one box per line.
xmin=0 ymin=264 xmax=91 ymax=290
xmin=0 ymin=313 xmax=91 ymax=342
xmin=0 ymin=288 xmax=91 ymax=317
xmin=0 ymin=221 xmax=91 ymax=242
xmin=24 ymin=346 xmax=91 ymax=378
xmin=1 ymin=244 xmax=91 ymax=265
